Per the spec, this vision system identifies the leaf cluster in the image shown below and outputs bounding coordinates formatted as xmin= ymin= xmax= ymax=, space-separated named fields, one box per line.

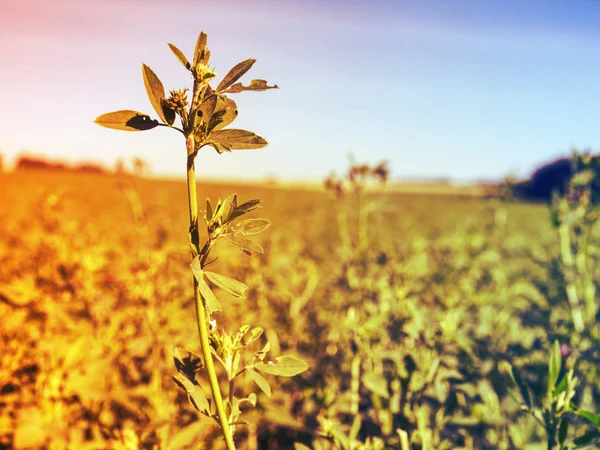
xmin=95 ymin=31 xmax=278 ymax=155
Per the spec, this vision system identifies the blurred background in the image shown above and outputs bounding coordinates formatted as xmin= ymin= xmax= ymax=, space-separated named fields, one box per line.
xmin=2 ymin=1 xmax=600 ymax=450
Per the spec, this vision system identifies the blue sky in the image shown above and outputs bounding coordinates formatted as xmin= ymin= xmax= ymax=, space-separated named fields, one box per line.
xmin=1 ymin=0 xmax=600 ymax=181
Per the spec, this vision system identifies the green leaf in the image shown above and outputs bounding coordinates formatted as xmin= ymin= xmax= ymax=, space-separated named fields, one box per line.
xmin=205 ymin=198 xmax=213 ymax=221
xmin=245 ymin=327 xmax=263 ymax=345
xmin=554 ymin=372 xmax=569 ymax=396
xmin=193 ymin=31 xmax=208 ymax=66
xmin=142 ymin=63 xmax=170 ymax=125
xmin=168 ymin=43 xmax=190 ymax=70
xmin=362 ymin=372 xmax=390 ymax=399
xmin=549 ymin=340 xmax=562 ymax=392
xmin=213 ymin=193 xmax=237 ymax=225
xmin=349 ymin=415 xmax=362 ymax=441
xmin=209 ymin=96 xmax=238 ymax=132
xmin=573 ymin=430 xmax=600 ymax=447
xmin=173 ymin=347 xmax=203 ymax=378
xmin=558 ymin=417 xmax=569 ymax=446
xmin=233 ymin=218 xmax=271 ymax=235
xmin=208 ymin=129 xmax=268 ymax=151
xmin=173 ymin=373 xmax=210 ymax=414
xmin=223 ymin=79 xmax=278 ymax=94
xmin=228 ymin=199 xmax=262 ymax=221
xmin=94 ymin=110 xmax=158 ymax=131
xmin=576 ymin=410 xmax=600 ymax=427
xmin=197 ymin=88 xmax=218 ymax=131
xmin=254 ymin=355 xmax=309 ymax=377
xmin=294 ymin=444 xmax=312 ymax=450
xmin=204 ymin=271 xmax=248 ymax=298
xmin=511 ymin=364 xmax=533 ymax=410
xmin=198 ymin=278 xmax=222 ymax=314
xmin=190 ymin=255 xmax=203 ymax=282
xmin=168 ymin=420 xmax=205 ymax=449
xmin=217 ymin=58 xmax=256 ymax=92
xmin=247 ymin=367 xmax=271 ymax=397
xmin=160 ymin=98 xmax=176 ymax=125
xmin=224 ymin=234 xmax=265 ymax=254
xmin=190 ymin=258 xmax=222 ymax=313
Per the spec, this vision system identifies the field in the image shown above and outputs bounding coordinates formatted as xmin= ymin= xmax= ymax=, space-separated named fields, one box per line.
xmin=0 ymin=170 xmax=599 ymax=450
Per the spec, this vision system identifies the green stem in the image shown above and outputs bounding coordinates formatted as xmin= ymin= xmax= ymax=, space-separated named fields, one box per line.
xmin=350 ymin=353 xmax=361 ymax=415
xmin=337 ymin=198 xmax=352 ymax=260
xmin=357 ymin=187 xmax=368 ymax=253
xmin=186 ymin=138 xmax=236 ymax=450
xmin=558 ymin=221 xmax=585 ymax=333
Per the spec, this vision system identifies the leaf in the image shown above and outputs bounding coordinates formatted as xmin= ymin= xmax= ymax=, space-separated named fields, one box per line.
xmin=549 ymin=340 xmax=561 ymax=392
xmin=245 ymin=327 xmax=264 ymax=345
xmin=190 ymin=255 xmax=203 ymax=282
xmin=254 ymin=355 xmax=308 ymax=377
xmin=198 ymin=278 xmax=222 ymax=314
xmin=142 ymin=63 xmax=170 ymax=125
xmin=233 ymin=218 xmax=271 ymax=235
xmin=247 ymin=367 xmax=271 ymax=397
xmin=554 ymin=371 xmax=569 ymax=396
xmin=193 ymin=31 xmax=208 ymax=66
xmin=161 ymin=98 xmax=176 ymax=125
xmin=204 ymin=271 xmax=248 ymax=298
xmin=94 ymin=110 xmax=158 ymax=131
xmin=228 ymin=199 xmax=262 ymax=221
xmin=173 ymin=373 xmax=210 ymax=414
xmin=205 ymin=198 xmax=213 ymax=221
xmin=294 ymin=444 xmax=312 ymax=450
xmin=576 ymin=410 xmax=600 ymax=427
xmin=509 ymin=364 xmax=533 ymax=410
xmin=224 ymin=79 xmax=279 ymax=94
xmin=362 ymin=372 xmax=390 ymax=398
xmin=197 ymin=88 xmax=218 ymax=131
xmin=217 ymin=58 xmax=256 ymax=92
xmin=173 ymin=347 xmax=203 ymax=379
xmin=558 ymin=417 xmax=569 ymax=446
xmin=213 ymin=194 xmax=237 ymax=225
xmin=209 ymin=96 xmax=238 ymax=132
xmin=224 ymin=234 xmax=264 ymax=254
xmin=573 ymin=430 xmax=600 ymax=447
xmin=168 ymin=43 xmax=190 ymax=70
xmin=208 ymin=129 xmax=268 ymax=151
xmin=190 ymin=258 xmax=223 ymax=313
xmin=168 ymin=420 xmax=205 ymax=449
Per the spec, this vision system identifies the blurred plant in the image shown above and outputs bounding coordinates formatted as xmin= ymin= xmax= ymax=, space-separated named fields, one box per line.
xmin=95 ymin=30 xmax=307 ymax=449
xmin=503 ymin=341 xmax=600 ymax=449
xmin=550 ymin=151 xmax=600 ymax=334
xmin=324 ymin=158 xmax=390 ymax=260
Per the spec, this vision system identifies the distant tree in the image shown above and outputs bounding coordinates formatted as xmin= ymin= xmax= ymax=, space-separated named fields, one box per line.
xmin=526 ymin=157 xmax=573 ymax=201
xmin=16 ymin=156 xmax=67 ymax=171
xmin=511 ymin=152 xmax=600 ymax=202
xmin=73 ymin=163 xmax=107 ymax=174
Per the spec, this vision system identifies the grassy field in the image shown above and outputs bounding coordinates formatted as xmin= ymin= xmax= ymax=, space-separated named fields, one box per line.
xmin=0 ymin=170 xmax=598 ymax=450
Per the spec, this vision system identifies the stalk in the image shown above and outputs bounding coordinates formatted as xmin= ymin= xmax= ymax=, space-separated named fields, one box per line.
xmin=357 ymin=186 xmax=368 ymax=254
xmin=186 ymin=137 xmax=236 ymax=450
xmin=337 ymin=202 xmax=352 ymax=260
xmin=558 ymin=221 xmax=585 ymax=333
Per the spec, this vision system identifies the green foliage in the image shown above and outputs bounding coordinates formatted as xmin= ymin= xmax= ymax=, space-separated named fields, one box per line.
xmin=504 ymin=341 xmax=600 ymax=449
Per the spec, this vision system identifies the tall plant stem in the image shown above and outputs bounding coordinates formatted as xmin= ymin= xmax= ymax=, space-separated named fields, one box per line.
xmin=186 ymin=137 xmax=236 ymax=450
xmin=558 ymin=221 xmax=585 ymax=334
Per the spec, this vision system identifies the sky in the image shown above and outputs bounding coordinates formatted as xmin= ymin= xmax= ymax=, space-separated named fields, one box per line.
xmin=2 ymin=0 xmax=600 ymax=182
